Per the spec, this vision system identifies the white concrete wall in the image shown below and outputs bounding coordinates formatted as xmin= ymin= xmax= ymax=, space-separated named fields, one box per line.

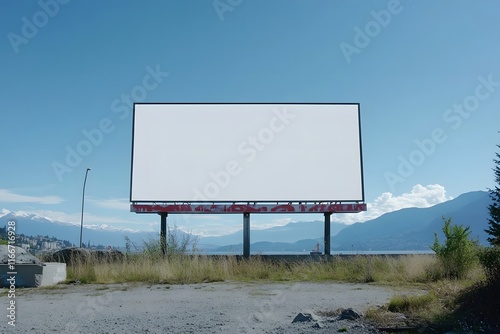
xmin=40 ymin=263 xmax=66 ymax=286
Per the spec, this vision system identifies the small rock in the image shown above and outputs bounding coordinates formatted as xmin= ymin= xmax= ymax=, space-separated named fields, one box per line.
xmin=312 ymin=322 xmax=324 ymax=329
xmin=336 ymin=308 xmax=361 ymax=321
xmin=292 ymin=313 xmax=313 ymax=323
xmin=292 ymin=312 xmax=322 ymax=323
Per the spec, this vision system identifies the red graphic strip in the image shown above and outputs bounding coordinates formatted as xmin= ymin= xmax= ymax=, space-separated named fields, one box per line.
xmin=131 ymin=203 xmax=367 ymax=214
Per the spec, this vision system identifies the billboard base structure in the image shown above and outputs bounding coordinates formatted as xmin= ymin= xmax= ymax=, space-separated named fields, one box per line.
xmin=131 ymin=203 xmax=367 ymax=257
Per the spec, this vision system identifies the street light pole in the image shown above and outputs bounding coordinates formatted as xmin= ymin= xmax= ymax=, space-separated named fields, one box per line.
xmin=79 ymin=168 xmax=91 ymax=248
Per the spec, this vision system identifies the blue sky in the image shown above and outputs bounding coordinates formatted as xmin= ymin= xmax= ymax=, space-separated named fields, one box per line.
xmin=1 ymin=0 xmax=499 ymax=238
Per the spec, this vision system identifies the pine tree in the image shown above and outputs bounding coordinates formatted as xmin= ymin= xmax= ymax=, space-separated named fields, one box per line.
xmin=486 ymin=143 xmax=500 ymax=246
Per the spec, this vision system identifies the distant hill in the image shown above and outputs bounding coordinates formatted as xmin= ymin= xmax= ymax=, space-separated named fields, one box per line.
xmin=206 ymin=191 xmax=492 ymax=252
xmin=213 ymin=239 xmax=321 ymax=254
xmin=331 ymin=191 xmax=491 ymax=251
xmin=0 ymin=212 xmax=157 ymax=249
xmin=199 ymin=220 xmax=347 ymax=247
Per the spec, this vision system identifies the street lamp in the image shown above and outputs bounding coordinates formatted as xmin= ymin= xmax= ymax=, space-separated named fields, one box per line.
xmin=79 ymin=168 xmax=91 ymax=248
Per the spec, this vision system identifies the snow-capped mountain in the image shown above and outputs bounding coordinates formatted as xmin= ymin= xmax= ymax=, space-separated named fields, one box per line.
xmin=0 ymin=210 xmax=157 ymax=248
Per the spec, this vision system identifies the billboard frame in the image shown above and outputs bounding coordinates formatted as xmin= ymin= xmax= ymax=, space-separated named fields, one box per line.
xmin=129 ymin=102 xmax=367 ymax=257
xmin=130 ymin=102 xmax=365 ymax=204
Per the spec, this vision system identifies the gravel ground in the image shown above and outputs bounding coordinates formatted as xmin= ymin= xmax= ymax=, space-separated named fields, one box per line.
xmin=1 ymin=281 xmax=400 ymax=333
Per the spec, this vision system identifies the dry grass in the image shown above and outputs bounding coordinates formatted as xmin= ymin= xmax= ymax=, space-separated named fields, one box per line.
xmin=364 ymin=277 xmax=486 ymax=331
xmin=64 ymin=253 xmax=483 ymax=286
xmin=62 ymin=252 xmax=493 ymax=330
xmin=63 ymin=253 xmax=493 ymax=329
xmin=68 ymin=254 xmax=229 ymax=284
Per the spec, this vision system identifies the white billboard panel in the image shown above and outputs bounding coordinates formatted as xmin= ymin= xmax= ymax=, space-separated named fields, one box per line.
xmin=130 ymin=103 xmax=364 ymax=202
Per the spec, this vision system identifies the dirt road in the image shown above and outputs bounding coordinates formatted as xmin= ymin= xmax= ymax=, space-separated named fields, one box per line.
xmin=1 ymin=281 xmax=401 ymax=333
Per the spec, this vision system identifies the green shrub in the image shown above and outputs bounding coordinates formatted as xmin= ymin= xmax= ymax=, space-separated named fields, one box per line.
xmin=431 ymin=216 xmax=478 ymax=279
xmin=388 ymin=293 xmax=436 ymax=313
xmin=478 ymin=246 xmax=500 ymax=284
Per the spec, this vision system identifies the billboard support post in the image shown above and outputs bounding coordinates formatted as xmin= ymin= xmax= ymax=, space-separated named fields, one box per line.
xmin=160 ymin=213 xmax=167 ymax=255
xmin=324 ymin=213 xmax=331 ymax=256
xmin=243 ymin=213 xmax=250 ymax=258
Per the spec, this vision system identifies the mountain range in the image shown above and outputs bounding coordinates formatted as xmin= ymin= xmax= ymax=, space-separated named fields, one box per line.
xmin=0 ymin=191 xmax=493 ymax=252
xmin=199 ymin=220 xmax=347 ymax=247
xmin=201 ymin=190 xmax=493 ymax=252
xmin=330 ymin=190 xmax=491 ymax=251
xmin=0 ymin=211 xmax=157 ymax=249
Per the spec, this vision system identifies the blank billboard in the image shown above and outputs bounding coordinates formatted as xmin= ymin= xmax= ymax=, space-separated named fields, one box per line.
xmin=130 ymin=103 xmax=364 ymax=203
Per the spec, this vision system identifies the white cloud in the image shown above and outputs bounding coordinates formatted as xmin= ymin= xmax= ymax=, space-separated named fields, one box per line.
xmin=89 ymin=198 xmax=130 ymax=210
xmin=332 ymin=184 xmax=452 ymax=225
xmin=0 ymin=189 xmax=64 ymax=204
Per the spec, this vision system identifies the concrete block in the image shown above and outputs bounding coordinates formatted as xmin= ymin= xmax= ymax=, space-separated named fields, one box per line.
xmin=39 ymin=262 xmax=66 ymax=286
xmin=0 ymin=262 xmax=66 ymax=288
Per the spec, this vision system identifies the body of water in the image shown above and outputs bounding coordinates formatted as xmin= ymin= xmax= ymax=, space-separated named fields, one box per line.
xmin=199 ymin=250 xmax=435 ymax=256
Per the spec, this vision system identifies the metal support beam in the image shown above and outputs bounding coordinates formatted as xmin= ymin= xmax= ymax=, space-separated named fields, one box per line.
xmin=160 ymin=213 xmax=168 ymax=255
xmin=243 ymin=213 xmax=250 ymax=258
xmin=324 ymin=212 xmax=331 ymax=256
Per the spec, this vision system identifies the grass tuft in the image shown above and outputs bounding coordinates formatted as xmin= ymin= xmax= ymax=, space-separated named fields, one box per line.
xmin=388 ymin=293 xmax=436 ymax=313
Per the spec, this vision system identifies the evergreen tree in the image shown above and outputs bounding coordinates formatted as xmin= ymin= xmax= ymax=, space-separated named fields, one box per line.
xmin=486 ymin=143 xmax=500 ymax=246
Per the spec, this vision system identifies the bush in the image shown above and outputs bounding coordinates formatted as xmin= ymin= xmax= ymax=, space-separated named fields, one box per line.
xmin=431 ymin=216 xmax=479 ymax=279
xmin=478 ymin=246 xmax=500 ymax=284
xmin=137 ymin=224 xmax=199 ymax=259
xmin=166 ymin=224 xmax=199 ymax=255
xmin=388 ymin=293 xmax=436 ymax=313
